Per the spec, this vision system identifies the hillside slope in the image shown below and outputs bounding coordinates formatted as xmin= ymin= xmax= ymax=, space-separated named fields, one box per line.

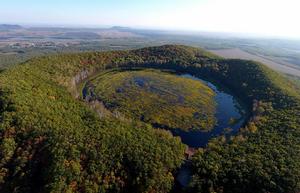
xmin=0 ymin=45 xmax=299 ymax=193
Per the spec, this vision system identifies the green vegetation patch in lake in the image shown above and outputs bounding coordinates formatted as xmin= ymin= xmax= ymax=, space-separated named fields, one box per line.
xmin=87 ymin=69 xmax=217 ymax=131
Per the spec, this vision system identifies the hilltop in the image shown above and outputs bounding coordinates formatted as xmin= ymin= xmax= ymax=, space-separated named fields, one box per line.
xmin=0 ymin=45 xmax=299 ymax=193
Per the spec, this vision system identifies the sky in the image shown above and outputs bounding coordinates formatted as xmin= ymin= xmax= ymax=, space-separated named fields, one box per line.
xmin=1 ymin=0 xmax=300 ymax=38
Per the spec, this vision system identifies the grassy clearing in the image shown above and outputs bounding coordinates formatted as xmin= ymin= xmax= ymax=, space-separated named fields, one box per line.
xmin=89 ymin=69 xmax=216 ymax=131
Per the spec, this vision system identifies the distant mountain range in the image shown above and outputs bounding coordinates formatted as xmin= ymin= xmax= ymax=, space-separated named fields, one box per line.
xmin=0 ymin=24 xmax=23 ymax=30
xmin=110 ymin=26 xmax=132 ymax=31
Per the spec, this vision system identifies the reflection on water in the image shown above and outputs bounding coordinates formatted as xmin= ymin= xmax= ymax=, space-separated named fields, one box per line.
xmin=175 ymin=74 xmax=248 ymax=188
xmin=171 ymin=74 xmax=247 ymax=148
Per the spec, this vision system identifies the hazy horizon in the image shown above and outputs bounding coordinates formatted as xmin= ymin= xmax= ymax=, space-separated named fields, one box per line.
xmin=1 ymin=0 xmax=300 ymax=39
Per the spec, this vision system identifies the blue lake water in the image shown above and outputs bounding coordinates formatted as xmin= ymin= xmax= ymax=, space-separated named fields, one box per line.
xmin=82 ymin=69 xmax=248 ymax=188
xmin=172 ymin=74 xmax=247 ymax=148
xmin=175 ymin=74 xmax=248 ymax=187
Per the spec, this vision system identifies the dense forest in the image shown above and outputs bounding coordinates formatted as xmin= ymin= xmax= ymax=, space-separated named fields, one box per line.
xmin=0 ymin=45 xmax=300 ymax=193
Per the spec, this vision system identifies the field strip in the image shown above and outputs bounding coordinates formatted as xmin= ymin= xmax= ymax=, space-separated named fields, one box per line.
xmin=209 ymin=48 xmax=300 ymax=77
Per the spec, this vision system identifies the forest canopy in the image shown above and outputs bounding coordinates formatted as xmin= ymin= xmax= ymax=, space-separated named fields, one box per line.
xmin=0 ymin=45 xmax=299 ymax=193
